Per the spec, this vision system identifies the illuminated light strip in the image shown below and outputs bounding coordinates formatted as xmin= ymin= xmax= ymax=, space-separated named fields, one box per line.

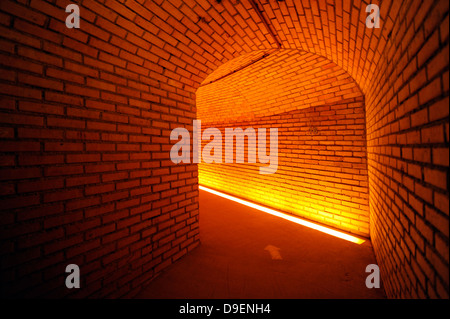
xmin=199 ymin=185 xmax=366 ymax=245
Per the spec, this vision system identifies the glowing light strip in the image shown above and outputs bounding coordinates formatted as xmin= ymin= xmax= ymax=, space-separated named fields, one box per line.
xmin=199 ymin=185 xmax=366 ymax=245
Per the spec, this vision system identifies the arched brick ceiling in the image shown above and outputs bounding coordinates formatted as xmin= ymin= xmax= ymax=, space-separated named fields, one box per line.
xmin=148 ymin=0 xmax=388 ymax=96
xmin=197 ymin=49 xmax=363 ymax=123
xmin=200 ymin=49 xmax=273 ymax=84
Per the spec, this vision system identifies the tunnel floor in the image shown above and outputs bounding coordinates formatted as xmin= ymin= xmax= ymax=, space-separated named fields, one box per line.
xmin=136 ymin=189 xmax=386 ymax=299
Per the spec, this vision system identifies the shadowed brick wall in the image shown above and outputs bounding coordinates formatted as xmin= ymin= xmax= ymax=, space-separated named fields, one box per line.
xmin=0 ymin=0 xmax=448 ymax=298
xmin=0 ymin=0 xmax=200 ymax=298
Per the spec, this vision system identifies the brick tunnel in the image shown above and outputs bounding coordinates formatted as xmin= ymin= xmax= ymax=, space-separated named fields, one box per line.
xmin=0 ymin=0 xmax=448 ymax=299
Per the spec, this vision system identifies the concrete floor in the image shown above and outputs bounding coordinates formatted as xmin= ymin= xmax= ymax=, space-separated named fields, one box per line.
xmin=136 ymin=189 xmax=386 ymax=299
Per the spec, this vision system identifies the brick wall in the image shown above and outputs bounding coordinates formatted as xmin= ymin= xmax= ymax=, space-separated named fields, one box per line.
xmin=198 ymin=50 xmax=364 ymax=122
xmin=198 ymin=50 xmax=370 ymax=236
xmin=364 ymin=0 xmax=449 ymax=298
xmin=0 ymin=0 xmax=200 ymax=298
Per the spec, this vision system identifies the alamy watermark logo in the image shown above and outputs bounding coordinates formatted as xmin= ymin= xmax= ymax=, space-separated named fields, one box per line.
xmin=65 ymin=264 xmax=80 ymax=289
xmin=170 ymin=120 xmax=279 ymax=174
xmin=65 ymin=4 xmax=80 ymax=29
xmin=365 ymin=264 xmax=380 ymax=288
xmin=366 ymin=4 xmax=380 ymax=28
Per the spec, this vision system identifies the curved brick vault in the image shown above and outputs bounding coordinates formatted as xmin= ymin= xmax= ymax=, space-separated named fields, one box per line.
xmin=0 ymin=0 xmax=448 ymax=299
xmin=197 ymin=49 xmax=363 ymax=122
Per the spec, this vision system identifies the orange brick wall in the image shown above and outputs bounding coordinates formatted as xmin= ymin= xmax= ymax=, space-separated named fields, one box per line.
xmin=198 ymin=50 xmax=370 ymax=236
xmin=364 ymin=1 xmax=449 ymax=298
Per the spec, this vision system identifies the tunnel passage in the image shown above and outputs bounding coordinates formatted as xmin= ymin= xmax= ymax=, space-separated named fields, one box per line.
xmin=197 ymin=49 xmax=370 ymax=237
xmin=0 ymin=0 xmax=448 ymax=299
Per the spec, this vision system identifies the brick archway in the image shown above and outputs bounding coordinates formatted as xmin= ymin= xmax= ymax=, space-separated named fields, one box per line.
xmin=0 ymin=0 xmax=448 ymax=298
xmin=197 ymin=49 xmax=370 ymax=237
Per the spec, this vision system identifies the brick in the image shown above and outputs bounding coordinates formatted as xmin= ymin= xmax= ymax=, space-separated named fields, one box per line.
xmin=0 ymin=53 xmax=43 ymax=74
xmin=0 ymin=25 xmax=41 ymax=48
xmin=427 ymin=43 xmax=449 ymax=80
xmin=0 ymin=194 xmax=40 ymax=210
xmin=418 ymin=31 xmax=439 ymax=67
xmin=418 ymin=77 xmax=441 ymax=105
xmin=66 ymin=196 xmax=101 ymax=211
xmin=411 ymin=108 xmax=428 ymax=127
xmin=17 ymin=228 xmax=64 ymax=250
xmin=66 ymin=108 xmax=101 ymax=120
xmin=44 ymin=142 xmax=83 ymax=152
xmin=421 ymin=124 xmax=444 ymax=144
xmin=0 ymin=1 xmax=47 ymax=25
xmin=18 ymin=155 xmax=64 ymax=166
xmin=65 ymin=84 xmax=100 ymax=98
xmin=45 ymin=91 xmax=84 ymax=106
xmin=43 ymin=189 xmax=83 ymax=203
xmin=43 ymin=233 xmax=84 ymax=255
xmin=0 ymin=141 xmax=40 ymax=152
xmin=66 ymin=154 xmax=101 ymax=163
xmin=0 ymin=167 xmax=41 ymax=181
xmin=65 ymin=61 xmax=98 ymax=77
xmin=17 ymin=178 xmax=64 ymax=193
xmin=19 ymin=101 xmax=64 ymax=115
xmin=45 ymin=165 xmax=83 ymax=177
xmin=428 ymin=97 xmax=449 ymax=121
xmin=65 ymin=239 xmax=101 ymax=259
xmin=424 ymin=167 xmax=447 ymax=189
xmin=18 ymin=46 xmax=63 ymax=67
xmin=47 ymin=117 xmax=85 ymax=129
xmin=85 ymin=183 xmax=115 ymax=196
xmin=0 ymin=83 xmax=42 ymax=100
xmin=426 ymin=206 xmax=449 ymax=237
xmin=432 ymin=148 xmax=449 ymax=167
xmin=66 ymin=175 xmax=100 ymax=187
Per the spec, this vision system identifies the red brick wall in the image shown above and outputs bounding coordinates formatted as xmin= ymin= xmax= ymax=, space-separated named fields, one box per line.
xmin=0 ymin=0 xmax=199 ymax=298
xmin=365 ymin=0 xmax=449 ymax=298
xmin=198 ymin=50 xmax=370 ymax=236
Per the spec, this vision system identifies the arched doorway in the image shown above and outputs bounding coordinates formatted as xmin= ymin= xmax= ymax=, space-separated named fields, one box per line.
xmin=196 ymin=49 xmax=369 ymax=237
